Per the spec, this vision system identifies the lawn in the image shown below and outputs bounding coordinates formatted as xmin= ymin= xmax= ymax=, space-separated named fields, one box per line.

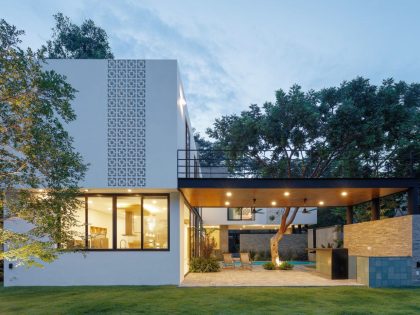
xmin=1 ymin=285 xmax=420 ymax=314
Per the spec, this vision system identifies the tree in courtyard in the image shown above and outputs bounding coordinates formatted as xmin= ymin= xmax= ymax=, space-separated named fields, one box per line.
xmin=43 ymin=12 xmax=114 ymax=59
xmin=207 ymin=78 xmax=420 ymax=264
xmin=0 ymin=19 xmax=87 ymax=266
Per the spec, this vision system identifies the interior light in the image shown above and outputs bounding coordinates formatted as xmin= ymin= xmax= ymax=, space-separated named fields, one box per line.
xmin=84 ymin=189 xmax=89 ymax=192
xmin=225 ymin=201 xmax=230 ymax=206
xmin=271 ymin=201 xmax=277 ymax=206
xmin=152 ymin=200 xmax=157 ymax=204
xmin=127 ymin=189 xmax=132 ymax=192
xmin=319 ymin=201 xmax=324 ymax=206
xmin=38 ymin=189 xmax=44 ymax=192
xmin=341 ymin=191 xmax=348 ymax=196
xmin=226 ymin=192 xmax=232 ymax=197
xmin=284 ymin=191 xmax=290 ymax=196
xmin=88 ymin=200 xmax=93 ymax=204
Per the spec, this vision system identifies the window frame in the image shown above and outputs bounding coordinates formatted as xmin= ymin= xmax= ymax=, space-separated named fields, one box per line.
xmin=227 ymin=207 xmax=255 ymax=221
xmin=69 ymin=193 xmax=170 ymax=252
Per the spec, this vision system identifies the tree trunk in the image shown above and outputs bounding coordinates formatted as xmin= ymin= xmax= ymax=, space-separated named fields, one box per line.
xmin=270 ymin=231 xmax=285 ymax=264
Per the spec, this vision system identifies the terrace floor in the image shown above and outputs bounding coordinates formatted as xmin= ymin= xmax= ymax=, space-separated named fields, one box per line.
xmin=181 ymin=265 xmax=362 ymax=287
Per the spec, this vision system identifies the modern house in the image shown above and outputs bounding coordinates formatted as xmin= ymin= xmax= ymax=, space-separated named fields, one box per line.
xmin=4 ymin=59 xmax=420 ymax=287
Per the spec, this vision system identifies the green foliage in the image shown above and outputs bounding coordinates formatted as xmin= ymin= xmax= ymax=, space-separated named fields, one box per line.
xmin=189 ymin=257 xmax=220 ymax=273
xmin=43 ymin=13 xmax=114 ymax=59
xmin=262 ymin=262 xmax=276 ymax=270
xmin=0 ymin=19 xmax=87 ymax=266
xmin=278 ymin=261 xmax=294 ymax=270
xmin=206 ymin=78 xmax=420 ymax=179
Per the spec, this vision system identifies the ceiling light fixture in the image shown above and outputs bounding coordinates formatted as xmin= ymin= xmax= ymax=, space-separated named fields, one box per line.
xmin=225 ymin=201 xmax=230 ymax=206
xmin=226 ymin=192 xmax=232 ymax=197
xmin=319 ymin=201 xmax=324 ymax=206
xmin=271 ymin=201 xmax=277 ymax=206
xmin=284 ymin=191 xmax=290 ymax=196
xmin=341 ymin=191 xmax=348 ymax=196
xmin=127 ymin=189 xmax=132 ymax=192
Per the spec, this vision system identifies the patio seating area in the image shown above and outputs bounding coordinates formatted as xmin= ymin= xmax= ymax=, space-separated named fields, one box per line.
xmin=181 ymin=265 xmax=361 ymax=287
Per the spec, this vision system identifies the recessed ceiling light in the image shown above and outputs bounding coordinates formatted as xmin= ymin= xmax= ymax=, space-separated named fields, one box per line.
xmin=226 ymin=192 xmax=232 ymax=197
xmin=341 ymin=191 xmax=348 ymax=196
xmin=84 ymin=189 xmax=89 ymax=192
xmin=127 ymin=189 xmax=132 ymax=192
xmin=319 ymin=201 xmax=324 ymax=206
xmin=284 ymin=191 xmax=290 ymax=196
xmin=225 ymin=201 xmax=230 ymax=206
xmin=152 ymin=200 xmax=157 ymax=204
xmin=271 ymin=201 xmax=277 ymax=206
xmin=38 ymin=189 xmax=44 ymax=192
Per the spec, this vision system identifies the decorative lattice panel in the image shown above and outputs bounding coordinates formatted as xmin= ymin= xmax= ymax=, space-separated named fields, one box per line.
xmin=107 ymin=60 xmax=146 ymax=187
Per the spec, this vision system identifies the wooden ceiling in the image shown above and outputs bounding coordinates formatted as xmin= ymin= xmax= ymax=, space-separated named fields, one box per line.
xmin=180 ymin=187 xmax=407 ymax=207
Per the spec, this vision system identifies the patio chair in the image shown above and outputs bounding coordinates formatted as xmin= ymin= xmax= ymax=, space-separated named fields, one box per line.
xmin=240 ymin=252 xmax=253 ymax=270
xmin=222 ymin=253 xmax=235 ymax=269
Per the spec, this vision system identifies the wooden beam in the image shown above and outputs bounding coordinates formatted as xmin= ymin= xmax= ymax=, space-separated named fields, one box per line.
xmin=346 ymin=205 xmax=353 ymax=224
xmin=408 ymin=187 xmax=420 ymax=215
xmin=371 ymin=198 xmax=380 ymax=221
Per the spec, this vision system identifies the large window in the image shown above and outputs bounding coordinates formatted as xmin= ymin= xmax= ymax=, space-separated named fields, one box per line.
xmin=67 ymin=194 xmax=169 ymax=250
xmin=227 ymin=207 xmax=254 ymax=221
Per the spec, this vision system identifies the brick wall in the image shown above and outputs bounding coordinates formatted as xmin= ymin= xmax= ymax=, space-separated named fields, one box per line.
xmin=240 ymin=234 xmax=307 ymax=258
xmin=344 ymin=215 xmax=413 ymax=257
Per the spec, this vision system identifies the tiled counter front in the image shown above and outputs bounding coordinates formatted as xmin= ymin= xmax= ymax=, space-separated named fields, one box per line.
xmin=357 ymin=257 xmax=412 ymax=287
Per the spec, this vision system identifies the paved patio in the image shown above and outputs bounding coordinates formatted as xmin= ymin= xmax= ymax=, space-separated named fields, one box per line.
xmin=181 ymin=266 xmax=362 ymax=287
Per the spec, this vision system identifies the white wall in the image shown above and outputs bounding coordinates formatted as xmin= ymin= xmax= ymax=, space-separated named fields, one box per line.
xmin=202 ymin=207 xmax=317 ymax=226
xmin=4 ymin=192 xmax=181 ymax=286
xmin=45 ymin=59 xmax=197 ymax=190
xmin=45 ymin=60 xmax=108 ymax=188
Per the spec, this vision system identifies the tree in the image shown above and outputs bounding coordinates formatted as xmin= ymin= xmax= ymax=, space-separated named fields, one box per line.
xmin=0 ymin=19 xmax=87 ymax=266
xmin=207 ymin=78 xmax=420 ymax=264
xmin=44 ymin=13 xmax=114 ymax=59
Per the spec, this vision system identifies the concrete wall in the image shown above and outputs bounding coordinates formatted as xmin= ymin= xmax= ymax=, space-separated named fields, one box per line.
xmin=240 ymin=234 xmax=307 ymax=259
xmin=5 ymin=192 xmax=181 ymax=286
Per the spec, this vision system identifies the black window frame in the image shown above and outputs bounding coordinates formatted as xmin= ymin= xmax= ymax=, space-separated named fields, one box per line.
xmin=68 ymin=193 xmax=170 ymax=252
xmin=227 ymin=207 xmax=255 ymax=221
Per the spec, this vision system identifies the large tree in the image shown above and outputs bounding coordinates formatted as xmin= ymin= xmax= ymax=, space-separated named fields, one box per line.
xmin=0 ymin=19 xmax=87 ymax=266
xmin=44 ymin=13 xmax=114 ymax=59
xmin=207 ymin=78 xmax=420 ymax=264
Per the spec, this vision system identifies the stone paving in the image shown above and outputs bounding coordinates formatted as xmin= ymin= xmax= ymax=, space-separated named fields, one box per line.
xmin=181 ymin=266 xmax=362 ymax=287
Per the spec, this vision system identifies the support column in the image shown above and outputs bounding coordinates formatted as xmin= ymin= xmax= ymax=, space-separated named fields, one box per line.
xmin=371 ymin=198 xmax=380 ymax=221
xmin=408 ymin=187 xmax=420 ymax=215
xmin=346 ymin=205 xmax=354 ymax=224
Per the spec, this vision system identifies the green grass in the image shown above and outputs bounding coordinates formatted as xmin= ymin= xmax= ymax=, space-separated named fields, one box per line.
xmin=1 ymin=285 xmax=420 ymax=314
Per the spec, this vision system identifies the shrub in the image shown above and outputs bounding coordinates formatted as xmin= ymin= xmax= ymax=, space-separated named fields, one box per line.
xmin=249 ymin=250 xmax=256 ymax=261
xmin=189 ymin=257 xmax=220 ymax=273
xmin=278 ymin=261 xmax=294 ymax=270
xmin=262 ymin=262 xmax=276 ymax=270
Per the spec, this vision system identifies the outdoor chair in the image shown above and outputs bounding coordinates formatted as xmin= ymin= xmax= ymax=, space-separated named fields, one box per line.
xmin=222 ymin=253 xmax=235 ymax=269
xmin=240 ymin=252 xmax=253 ymax=270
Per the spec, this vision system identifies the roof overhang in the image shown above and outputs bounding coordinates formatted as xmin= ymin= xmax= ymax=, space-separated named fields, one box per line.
xmin=179 ymin=178 xmax=420 ymax=208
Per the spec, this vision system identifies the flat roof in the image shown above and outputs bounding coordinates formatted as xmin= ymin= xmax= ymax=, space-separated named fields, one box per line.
xmin=179 ymin=178 xmax=419 ymax=207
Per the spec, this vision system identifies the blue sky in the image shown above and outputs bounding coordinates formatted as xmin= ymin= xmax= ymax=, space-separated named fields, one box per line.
xmin=3 ymin=0 xmax=420 ymax=134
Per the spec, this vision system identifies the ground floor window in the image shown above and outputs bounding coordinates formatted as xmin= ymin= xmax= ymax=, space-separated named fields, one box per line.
xmin=67 ymin=194 xmax=169 ymax=250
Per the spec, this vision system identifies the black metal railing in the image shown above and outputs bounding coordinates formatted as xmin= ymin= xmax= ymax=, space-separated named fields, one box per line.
xmin=177 ymin=149 xmax=419 ymax=179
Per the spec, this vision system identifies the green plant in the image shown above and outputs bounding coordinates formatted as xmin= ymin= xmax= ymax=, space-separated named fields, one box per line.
xmin=278 ymin=261 xmax=294 ymax=270
xmin=262 ymin=262 xmax=276 ymax=270
xmin=249 ymin=250 xmax=256 ymax=261
xmin=189 ymin=257 xmax=220 ymax=273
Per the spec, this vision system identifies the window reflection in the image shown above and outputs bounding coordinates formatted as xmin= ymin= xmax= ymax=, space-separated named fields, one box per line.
xmin=88 ymin=197 xmax=113 ymax=249
xmin=143 ymin=196 xmax=168 ymax=249
xmin=67 ymin=197 xmax=86 ymax=249
xmin=117 ymin=197 xmax=141 ymax=249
